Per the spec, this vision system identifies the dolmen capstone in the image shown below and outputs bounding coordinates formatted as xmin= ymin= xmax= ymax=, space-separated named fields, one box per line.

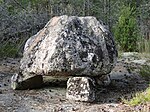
xmin=11 ymin=15 xmax=117 ymax=102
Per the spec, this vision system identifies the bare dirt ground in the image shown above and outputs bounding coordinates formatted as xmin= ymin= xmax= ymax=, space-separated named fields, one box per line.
xmin=0 ymin=55 xmax=150 ymax=112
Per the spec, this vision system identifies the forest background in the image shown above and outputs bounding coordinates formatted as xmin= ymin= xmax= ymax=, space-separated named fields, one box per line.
xmin=0 ymin=0 xmax=149 ymax=57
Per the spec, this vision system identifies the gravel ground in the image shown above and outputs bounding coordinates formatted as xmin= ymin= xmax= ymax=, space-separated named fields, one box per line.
xmin=0 ymin=55 xmax=150 ymax=112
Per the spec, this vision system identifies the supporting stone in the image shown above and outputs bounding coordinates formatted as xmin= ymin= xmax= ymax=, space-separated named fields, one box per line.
xmin=66 ymin=77 xmax=96 ymax=102
xmin=11 ymin=73 xmax=43 ymax=90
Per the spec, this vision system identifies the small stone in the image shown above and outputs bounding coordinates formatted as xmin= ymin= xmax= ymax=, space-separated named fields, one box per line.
xmin=66 ymin=77 xmax=95 ymax=102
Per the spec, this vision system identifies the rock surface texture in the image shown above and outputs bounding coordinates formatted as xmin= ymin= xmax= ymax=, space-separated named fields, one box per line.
xmin=11 ymin=15 xmax=117 ymax=92
xmin=66 ymin=77 xmax=96 ymax=102
xmin=21 ymin=15 xmax=117 ymax=76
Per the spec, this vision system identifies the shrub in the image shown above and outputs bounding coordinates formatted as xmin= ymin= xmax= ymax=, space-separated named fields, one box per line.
xmin=0 ymin=38 xmax=25 ymax=58
xmin=0 ymin=43 xmax=18 ymax=58
xmin=140 ymin=65 xmax=150 ymax=81
xmin=113 ymin=5 xmax=139 ymax=52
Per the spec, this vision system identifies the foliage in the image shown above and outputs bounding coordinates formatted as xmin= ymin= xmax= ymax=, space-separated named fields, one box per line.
xmin=0 ymin=0 xmax=149 ymax=57
xmin=0 ymin=0 xmax=3 ymax=4
xmin=0 ymin=38 xmax=25 ymax=58
xmin=140 ymin=65 xmax=150 ymax=81
xmin=122 ymin=63 xmax=150 ymax=106
xmin=113 ymin=5 xmax=139 ymax=52
xmin=0 ymin=43 xmax=18 ymax=58
xmin=7 ymin=4 xmax=15 ymax=15
xmin=138 ymin=38 xmax=150 ymax=53
xmin=122 ymin=87 xmax=150 ymax=106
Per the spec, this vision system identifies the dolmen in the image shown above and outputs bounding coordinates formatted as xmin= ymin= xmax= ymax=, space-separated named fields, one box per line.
xmin=11 ymin=15 xmax=117 ymax=102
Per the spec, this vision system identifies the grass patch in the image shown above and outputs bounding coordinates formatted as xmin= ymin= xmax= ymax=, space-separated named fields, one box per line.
xmin=0 ymin=38 xmax=25 ymax=58
xmin=122 ymin=87 xmax=150 ymax=106
xmin=0 ymin=43 xmax=18 ymax=58
xmin=138 ymin=39 xmax=150 ymax=54
xmin=139 ymin=53 xmax=150 ymax=59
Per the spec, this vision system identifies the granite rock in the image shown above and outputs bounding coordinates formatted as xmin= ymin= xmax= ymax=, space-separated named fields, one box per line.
xmin=11 ymin=15 xmax=117 ymax=89
xmin=66 ymin=77 xmax=96 ymax=102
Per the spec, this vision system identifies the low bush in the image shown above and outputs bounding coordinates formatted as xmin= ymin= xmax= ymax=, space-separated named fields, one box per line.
xmin=140 ymin=65 xmax=150 ymax=81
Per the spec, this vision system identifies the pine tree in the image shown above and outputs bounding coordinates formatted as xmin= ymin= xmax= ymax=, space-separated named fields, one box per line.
xmin=113 ymin=5 xmax=139 ymax=51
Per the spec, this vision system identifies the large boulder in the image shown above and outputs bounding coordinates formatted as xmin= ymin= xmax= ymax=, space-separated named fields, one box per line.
xmin=11 ymin=15 xmax=117 ymax=89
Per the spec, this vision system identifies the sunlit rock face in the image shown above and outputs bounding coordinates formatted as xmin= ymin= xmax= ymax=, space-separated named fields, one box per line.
xmin=20 ymin=15 xmax=117 ymax=77
xmin=11 ymin=15 xmax=117 ymax=90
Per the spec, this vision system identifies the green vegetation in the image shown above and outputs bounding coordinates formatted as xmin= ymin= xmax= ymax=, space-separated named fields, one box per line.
xmin=122 ymin=87 xmax=150 ymax=106
xmin=113 ymin=5 xmax=139 ymax=52
xmin=140 ymin=65 xmax=150 ymax=81
xmin=0 ymin=43 xmax=19 ymax=58
xmin=0 ymin=0 xmax=3 ymax=3
xmin=122 ymin=64 xmax=150 ymax=106
xmin=0 ymin=38 xmax=25 ymax=58
xmin=138 ymin=39 xmax=150 ymax=53
xmin=0 ymin=0 xmax=149 ymax=57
